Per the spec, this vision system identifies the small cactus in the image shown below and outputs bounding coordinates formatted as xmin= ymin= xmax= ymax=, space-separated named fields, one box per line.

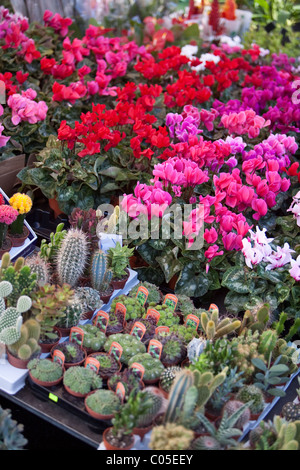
xmin=222 ymin=400 xmax=251 ymax=430
xmin=25 ymin=255 xmax=50 ymax=287
xmin=281 ymin=402 xmax=300 ymax=422
xmin=56 ymin=228 xmax=89 ymax=287
xmin=191 ymin=435 xmax=222 ymax=450
xmin=160 ymin=366 xmax=182 ymax=393
xmin=236 ymin=385 xmax=265 ymax=415
xmin=7 ymin=318 xmax=41 ymax=361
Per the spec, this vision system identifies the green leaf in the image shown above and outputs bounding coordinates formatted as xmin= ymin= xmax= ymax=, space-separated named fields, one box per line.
xmin=156 ymin=248 xmax=183 ymax=284
xmin=252 ymin=357 xmax=267 ymax=371
xmin=221 ymin=267 xmax=250 ymax=294
xmin=224 ymin=291 xmax=250 ymax=315
xmin=175 ymin=263 xmax=210 ymax=298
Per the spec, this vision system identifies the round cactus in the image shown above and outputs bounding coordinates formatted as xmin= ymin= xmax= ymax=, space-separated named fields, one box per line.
xmin=191 ymin=435 xmax=222 ymax=450
xmin=160 ymin=366 xmax=182 ymax=393
xmin=236 ymin=385 xmax=265 ymax=415
xmin=281 ymin=402 xmax=300 ymax=421
xmin=222 ymin=400 xmax=251 ymax=430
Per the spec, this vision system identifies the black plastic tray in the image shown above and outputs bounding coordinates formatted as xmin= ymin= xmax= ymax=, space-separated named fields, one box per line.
xmin=26 ymin=376 xmax=111 ymax=432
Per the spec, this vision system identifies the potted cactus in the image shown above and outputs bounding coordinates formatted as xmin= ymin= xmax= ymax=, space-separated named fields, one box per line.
xmin=80 ymin=324 xmax=106 ymax=354
xmin=124 ymin=318 xmax=156 ymax=344
xmin=149 ymin=423 xmax=194 ymax=451
xmin=104 ymin=312 xmax=125 ymax=336
xmin=236 ymin=384 xmax=266 ymax=420
xmin=159 ymin=366 xmax=182 ymax=398
xmin=85 ymin=389 xmax=121 ymax=420
xmin=104 ymin=334 xmax=146 ymax=366
xmin=51 ymin=341 xmax=87 ymax=369
xmin=87 ymin=351 xmax=121 ymax=380
xmin=160 ymin=335 xmax=187 ymax=367
xmin=56 ymin=228 xmax=89 ymax=288
xmin=63 ymin=365 xmax=103 ymax=398
xmin=0 ymin=280 xmax=41 ymax=369
xmin=102 ymin=389 xmax=154 ymax=450
xmin=107 ymin=242 xmax=134 ymax=290
xmin=8 ymin=193 xmax=32 ymax=247
xmin=74 ymin=287 xmax=103 ymax=320
xmin=107 ymin=369 xmax=145 ymax=398
xmin=129 ymin=282 xmax=162 ymax=306
xmin=110 ymin=295 xmax=145 ymax=322
xmin=27 ymin=358 xmax=64 ymax=387
xmin=128 ymin=353 xmax=164 ymax=385
xmin=90 ymin=249 xmax=114 ymax=304
xmin=133 ymin=388 xmax=165 ymax=440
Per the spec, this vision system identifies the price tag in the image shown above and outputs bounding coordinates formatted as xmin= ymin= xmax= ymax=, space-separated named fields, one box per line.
xmin=116 ymin=382 xmax=126 ymax=403
xmin=135 ymin=286 xmax=149 ymax=307
xmin=114 ymin=302 xmax=127 ymax=325
xmin=109 ymin=341 xmax=123 ymax=362
xmin=185 ymin=314 xmax=200 ymax=330
xmin=130 ymin=321 xmax=147 ymax=341
xmin=94 ymin=310 xmax=109 ymax=333
xmin=148 ymin=339 xmax=163 ymax=360
xmin=52 ymin=350 xmax=65 ymax=367
xmin=209 ymin=304 xmax=219 ymax=313
xmin=146 ymin=308 xmax=160 ymax=325
xmin=163 ymin=294 xmax=178 ymax=312
xmin=85 ymin=357 xmax=100 ymax=373
xmin=129 ymin=362 xmax=145 ymax=382
xmin=155 ymin=326 xmax=170 ymax=335
xmin=69 ymin=327 xmax=84 ymax=347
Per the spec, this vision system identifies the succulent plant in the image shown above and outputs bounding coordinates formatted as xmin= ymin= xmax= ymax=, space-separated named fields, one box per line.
xmin=207 ymin=367 xmax=245 ymax=414
xmin=107 ymin=242 xmax=134 ymax=279
xmin=135 ymin=388 xmax=164 ymax=428
xmin=74 ymin=287 xmax=103 ymax=313
xmin=105 ymin=312 xmax=125 ymax=336
xmin=124 ymin=318 xmax=156 ymax=343
xmin=39 ymin=223 xmax=67 ymax=264
xmin=68 ymin=207 xmax=100 ymax=252
xmin=27 ymin=358 xmax=64 ymax=383
xmin=199 ymin=309 xmax=241 ymax=341
xmin=281 ymin=402 xmax=300 ymax=421
xmin=129 ymin=282 xmax=161 ymax=305
xmin=222 ymin=400 xmax=251 ymax=430
xmin=0 ymin=280 xmax=32 ymax=346
xmin=176 ymin=294 xmax=196 ymax=318
xmin=108 ymin=369 xmax=144 ymax=399
xmin=0 ymin=253 xmax=37 ymax=307
xmin=167 ymin=324 xmax=198 ymax=345
xmin=160 ymin=335 xmax=186 ymax=366
xmin=90 ymin=352 xmax=120 ymax=378
xmin=53 ymin=341 xmax=85 ymax=364
xmin=159 ymin=366 xmax=182 ymax=393
xmin=149 ymin=423 xmax=194 ymax=451
xmin=249 ymin=415 xmax=300 ymax=450
xmin=7 ymin=318 xmax=41 ymax=361
xmin=57 ymin=298 xmax=84 ymax=330
xmin=110 ymin=295 xmax=145 ymax=321
xmin=190 ymin=435 xmax=222 ymax=450
xmin=81 ymin=324 xmax=106 ymax=352
xmin=252 ymin=355 xmax=290 ymax=397
xmin=56 ymin=228 xmax=89 ymax=287
xmin=85 ymin=389 xmax=121 ymax=416
xmin=147 ymin=302 xmax=179 ymax=327
xmin=128 ymin=353 xmax=164 ymax=382
xmin=104 ymin=333 xmax=146 ymax=365
xmin=25 ymin=254 xmax=50 ymax=287
xmin=0 ymin=406 xmax=27 ymax=450
xmin=236 ymin=384 xmax=265 ymax=415
xmin=187 ymin=337 xmax=207 ymax=364
xmin=90 ymin=249 xmax=113 ymax=293
xmin=230 ymin=330 xmax=265 ymax=382
xmin=63 ymin=366 xmax=103 ymax=395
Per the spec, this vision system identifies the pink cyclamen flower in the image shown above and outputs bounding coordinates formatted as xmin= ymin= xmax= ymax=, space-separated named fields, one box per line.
xmin=289 ymin=255 xmax=300 ymax=281
xmin=265 ymin=243 xmax=295 ymax=270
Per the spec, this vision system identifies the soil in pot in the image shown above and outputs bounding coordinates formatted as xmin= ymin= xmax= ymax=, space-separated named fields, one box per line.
xmin=0 ymin=238 xmax=12 ymax=256
xmin=51 ymin=341 xmax=86 ymax=368
xmin=105 ymin=312 xmax=125 ymax=336
xmin=111 ymin=269 xmax=130 ymax=290
xmin=88 ymin=352 xmax=121 ymax=380
xmin=100 ymin=285 xmax=114 ymax=304
xmin=8 ymin=226 xmax=30 ymax=247
xmin=39 ymin=329 xmax=62 ymax=354
xmin=103 ymin=427 xmax=135 ymax=451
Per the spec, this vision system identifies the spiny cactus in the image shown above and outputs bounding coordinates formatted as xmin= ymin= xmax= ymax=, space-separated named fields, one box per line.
xmin=0 ymin=254 xmax=37 ymax=307
xmin=149 ymin=423 xmax=194 ymax=451
xmin=191 ymin=435 xmax=222 ymax=450
xmin=135 ymin=388 xmax=164 ymax=428
xmin=258 ymin=329 xmax=278 ymax=360
xmin=63 ymin=366 xmax=103 ymax=395
xmin=90 ymin=250 xmax=113 ymax=293
xmin=160 ymin=366 xmax=182 ymax=393
xmin=85 ymin=389 xmax=121 ymax=416
xmin=0 ymin=281 xmax=32 ymax=346
xmin=74 ymin=287 xmax=103 ymax=313
xmin=236 ymin=384 xmax=265 ymax=415
xmin=7 ymin=318 xmax=41 ymax=361
xmin=200 ymin=310 xmax=241 ymax=341
xmin=281 ymin=402 xmax=300 ymax=422
xmin=25 ymin=255 xmax=50 ymax=287
xmin=222 ymin=400 xmax=251 ymax=430
xmin=239 ymin=304 xmax=270 ymax=334
xmin=56 ymin=228 xmax=89 ymax=287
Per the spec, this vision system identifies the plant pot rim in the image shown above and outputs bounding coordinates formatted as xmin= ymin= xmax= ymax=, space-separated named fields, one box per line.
xmin=63 ymin=383 xmax=89 ymax=398
xmin=29 ymin=370 xmax=64 ymax=388
xmin=85 ymin=392 xmax=115 ymax=420
xmin=8 ymin=225 xmax=30 ymax=247
xmin=102 ymin=427 xmax=135 ymax=451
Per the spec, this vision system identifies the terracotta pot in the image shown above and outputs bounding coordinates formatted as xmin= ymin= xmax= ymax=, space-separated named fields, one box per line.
xmin=29 ymin=371 xmax=64 ymax=388
xmin=88 ymin=352 xmax=122 ymax=380
xmin=49 ymin=197 xmax=63 ymax=219
xmin=0 ymin=238 xmax=12 ymax=257
xmin=51 ymin=345 xmax=87 ymax=369
xmin=6 ymin=348 xmax=30 ymax=369
xmin=133 ymin=423 xmax=153 ymax=440
xmin=55 ymin=326 xmax=72 ymax=338
xmin=85 ymin=392 xmax=115 ymax=421
xmin=81 ymin=311 xmax=95 ymax=321
xmin=100 ymin=287 xmax=114 ymax=305
xmin=8 ymin=226 xmax=30 ymax=248
xmin=39 ymin=329 xmax=62 ymax=354
xmin=64 ymin=383 xmax=89 ymax=398
xmin=111 ymin=269 xmax=130 ymax=290
xmin=102 ymin=427 xmax=135 ymax=451
xmin=168 ymin=274 xmax=178 ymax=290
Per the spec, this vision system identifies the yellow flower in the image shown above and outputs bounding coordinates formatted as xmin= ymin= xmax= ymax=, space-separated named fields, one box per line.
xmin=9 ymin=193 xmax=32 ymax=215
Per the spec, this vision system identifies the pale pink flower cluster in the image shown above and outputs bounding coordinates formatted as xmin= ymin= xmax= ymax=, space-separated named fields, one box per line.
xmin=7 ymin=89 xmax=48 ymax=125
xmin=287 ymin=191 xmax=300 ymax=227
xmin=221 ymin=109 xmax=271 ymax=139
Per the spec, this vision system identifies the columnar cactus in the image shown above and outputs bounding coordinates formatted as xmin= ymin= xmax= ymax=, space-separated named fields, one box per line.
xmin=200 ymin=310 xmax=241 ymax=341
xmin=25 ymin=255 xmax=50 ymax=287
xmin=0 ymin=281 xmax=32 ymax=346
xmin=91 ymin=250 xmax=113 ymax=293
xmin=56 ymin=228 xmax=89 ymax=287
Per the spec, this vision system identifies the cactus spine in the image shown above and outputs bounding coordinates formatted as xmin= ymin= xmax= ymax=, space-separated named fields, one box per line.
xmin=91 ymin=250 xmax=113 ymax=293
xmin=8 ymin=318 xmax=41 ymax=360
xmin=56 ymin=228 xmax=88 ymax=287
xmin=25 ymin=255 xmax=50 ymax=287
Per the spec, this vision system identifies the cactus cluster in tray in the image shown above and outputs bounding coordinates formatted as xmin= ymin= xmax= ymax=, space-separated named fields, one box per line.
xmin=104 ymin=333 xmax=146 ymax=365
xmin=63 ymin=366 xmax=103 ymax=395
xmin=85 ymin=389 xmax=121 ymax=416
xmin=128 ymin=353 xmax=164 ymax=382
xmin=27 ymin=358 xmax=63 ymax=383
xmin=110 ymin=295 xmax=145 ymax=321
xmin=81 ymin=324 xmax=106 ymax=352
